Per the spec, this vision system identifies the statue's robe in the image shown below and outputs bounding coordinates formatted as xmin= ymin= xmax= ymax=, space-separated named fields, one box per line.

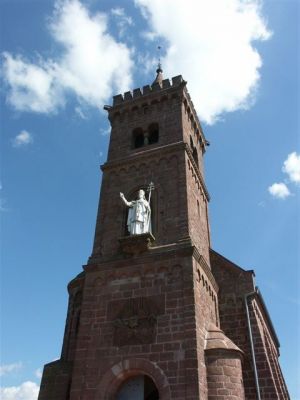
xmin=127 ymin=199 xmax=151 ymax=234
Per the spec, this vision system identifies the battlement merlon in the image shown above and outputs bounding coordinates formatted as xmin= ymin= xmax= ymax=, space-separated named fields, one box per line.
xmin=103 ymin=75 xmax=208 ymax=148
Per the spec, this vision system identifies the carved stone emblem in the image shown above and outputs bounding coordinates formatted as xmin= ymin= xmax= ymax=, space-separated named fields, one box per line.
xmin=111 ymin=297 xmax=160 ymax=346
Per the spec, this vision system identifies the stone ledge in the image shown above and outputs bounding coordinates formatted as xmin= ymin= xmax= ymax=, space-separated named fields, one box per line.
xmin=119 ymin=233 xmax=155 ymax=256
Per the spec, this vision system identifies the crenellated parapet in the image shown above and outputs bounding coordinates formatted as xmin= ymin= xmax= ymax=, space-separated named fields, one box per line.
xmin=106 ymin=74 xmax=207 ymax=149
xmin=112 ymin=75 xmax=185 ymax=106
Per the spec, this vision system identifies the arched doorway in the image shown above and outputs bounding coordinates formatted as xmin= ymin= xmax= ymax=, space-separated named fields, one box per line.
xmin=116 ymin=375 xmax=159 ymax=400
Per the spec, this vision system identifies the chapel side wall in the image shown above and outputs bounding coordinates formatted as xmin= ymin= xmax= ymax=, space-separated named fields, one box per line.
xmin=68 ymin=255 xmax=202 ymax=400
xmin=248 ymin=298 xmax=290 ymax=399
xmin=38 ymin=361 xmax=72 ymax=400
xmin=210 ymin=250 xmax=290 ymax=400
xmin=61 ymin=274 xmax=85 ymax=362
xmin=92 ymin=149 xmax=189 ymax=259
xmin=210 ymin=251 xmax=257 ymax=398
xmin=38 ymin=274 xmax=85 ymax=400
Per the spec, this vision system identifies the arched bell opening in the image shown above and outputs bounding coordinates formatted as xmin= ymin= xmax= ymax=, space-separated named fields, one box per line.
xmin=133 ymin=128 xmax=145 ymax=149
xmin=116 ymin=375 xmax=159 ymax=400
xmin=148 ymin=123 xmax=159 ymax=145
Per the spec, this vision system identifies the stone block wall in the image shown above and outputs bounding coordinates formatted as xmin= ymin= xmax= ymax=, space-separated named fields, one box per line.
xmin=38 ymin=360 xmax=72 ymax=400
xmin=186 ymin=154 xmax=211 ymax=264
xmin=64 ymin=246 xmax=216 ymax=399
xmin=92 ymin=147 xmax=190 ymax=259
xmin=61 ymin=272 xmax=85 ymax=361
xmin=193 ymin=256 xmax=219 ymax=398
xmin=247 ymin=296 xmax=290 ymax=399
xmin=107 ymin=78 xmax=185 ymax=162
xmin=205 ymin=350 xmax=245 ymax=400
xmin=210 ymin=249 xmax=290 ymax=399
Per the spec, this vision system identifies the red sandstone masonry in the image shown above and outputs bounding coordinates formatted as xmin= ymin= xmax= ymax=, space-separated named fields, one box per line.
xmin=205 ymin=350 xmax=245 ymax=400
xmin=65 ymin=253 xmax=207 ymax=399
xmin=210 ymin=250 xmax=290 ymax=400
xmin=38 ymin=74 xmax=290 ymax=400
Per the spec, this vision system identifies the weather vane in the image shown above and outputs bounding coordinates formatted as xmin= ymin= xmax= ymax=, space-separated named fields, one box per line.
xmin=157 ymin=45 xmax=162 ymax=71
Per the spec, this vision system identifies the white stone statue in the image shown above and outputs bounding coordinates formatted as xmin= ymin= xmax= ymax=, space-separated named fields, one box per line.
xmin=120 ymin=188 xmax=152 ymax=235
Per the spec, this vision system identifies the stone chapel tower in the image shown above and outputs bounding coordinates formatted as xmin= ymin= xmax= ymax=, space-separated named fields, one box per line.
xmin=38 ymin=68 xmax=289 ymax=400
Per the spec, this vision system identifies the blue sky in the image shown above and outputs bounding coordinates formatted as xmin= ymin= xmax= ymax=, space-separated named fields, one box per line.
xmin=0 ymin=0 xmax=299 ymax=399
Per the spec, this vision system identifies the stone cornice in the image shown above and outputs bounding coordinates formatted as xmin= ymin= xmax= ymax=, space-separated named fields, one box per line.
xmin=87 ymin=242 xmax=218 ymax=297
xmin=87 ymin=239 xmax=195 ymax=270
xmin=101 ymin=141 xmax=185 ymax=172
xmin=101 ymin=141 xmax=210 ymax=201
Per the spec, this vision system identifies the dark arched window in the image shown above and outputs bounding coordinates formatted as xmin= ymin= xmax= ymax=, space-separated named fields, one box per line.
xmin=133 ymin=128 xmax=144 ymax=148
xmin=190 ymin=136 xmax=199 ymax=167
xmin=193 ymin=147 xmax=199 ymax=167
xmin=116 ymin=375 xmax=159 ymax=400
xmin=148 ymin=123 xmax=159 ymax=144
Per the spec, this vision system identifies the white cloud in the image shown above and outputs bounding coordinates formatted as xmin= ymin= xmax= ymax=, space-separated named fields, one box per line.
xmin=268 ymin=183 xmax=291 ymax=199
xmin=34 ymin=369 xmax=42 ymax=379
xmin=268 ymin=152 xmax=300 ymax=199
xmin=0 ymin=381 xmax=39 ymax=400
xmin=282 ymin=152 xmax=300 ymax=184
xmin=100 ymin=126 xmax=110 ymax=136
xmin=74 ymin=106 xmax=87 ymax=119
xmin=2 ymin=0 xmax=133 ymax=114
xmin=0 ymin=362 xmax=23 ymax=376
xmin=111 ymin=7 xmax=134 ymax=37
xmin=136 ymin=52 xmax=157 ymax=75
xmin=12 ymin=130 xmax=33 ymax=147
xmin=2 ymin=53 xmax=63 ymax=113
xmin=135 ymin=0 xmax=271 ymax=124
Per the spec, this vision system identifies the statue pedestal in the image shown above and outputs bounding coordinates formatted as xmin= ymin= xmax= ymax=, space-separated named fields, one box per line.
xmin=119 ymin=233 xmax=155 ymax=256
